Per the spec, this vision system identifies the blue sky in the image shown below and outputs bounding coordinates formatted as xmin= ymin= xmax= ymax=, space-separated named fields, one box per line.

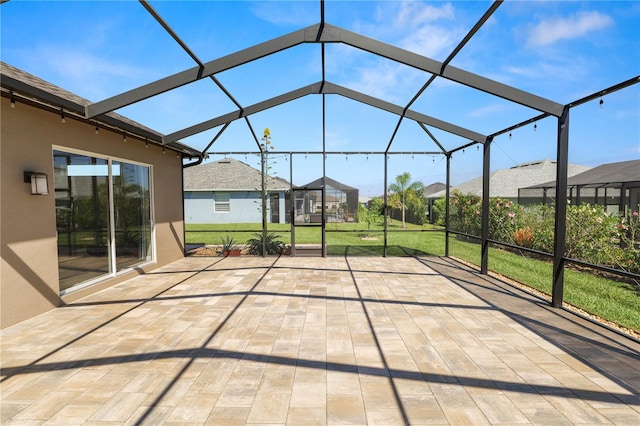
xmin=2 ymin=1 xmax=639 ymax=196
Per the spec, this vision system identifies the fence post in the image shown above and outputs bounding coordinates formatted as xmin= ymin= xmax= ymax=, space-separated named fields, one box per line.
xmin=481 ymin=138 xmax=492 ymax=274
xmin=445 ymin=153 xmax=451 ymax=257
xmin=383 ymin=153 xmax=388 ymax=257
xmin=552 ymin=106 xmax=570 ymax=307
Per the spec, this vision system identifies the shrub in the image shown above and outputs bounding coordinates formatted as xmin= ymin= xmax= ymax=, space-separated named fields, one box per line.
xmin=616 ymin=207 xmax=640 ymax=272
xmin=565 ymin=203 xmax=622 ymax=266
xmin=488 ymin=198 xmax=525 ymax=244
xmin=522 ymin=204 xmax=555 ymax=253
xmin=448 ymin=190 xmax=482 ymax=237
xmin=247 ymin=232 xmax=284 ymax=256
xmin=513 ymin=226 xmax=534 ymax=248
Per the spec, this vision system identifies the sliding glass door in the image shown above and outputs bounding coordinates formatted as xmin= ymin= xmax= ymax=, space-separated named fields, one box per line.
xmin=54 ymin=150 xmax=152 ymax=292
xmin=113 ymin=161 xmax=152 ymax=272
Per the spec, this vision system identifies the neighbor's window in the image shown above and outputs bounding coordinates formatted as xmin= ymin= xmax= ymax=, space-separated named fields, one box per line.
xmin=214 ymin=192 xmax=230 ymax=212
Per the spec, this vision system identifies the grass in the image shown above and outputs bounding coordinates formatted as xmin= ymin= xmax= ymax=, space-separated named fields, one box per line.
xmin=185 ymin=222 xmax=639 ymax=333
xmin=450 ymin=237 xmax=639 ymax=334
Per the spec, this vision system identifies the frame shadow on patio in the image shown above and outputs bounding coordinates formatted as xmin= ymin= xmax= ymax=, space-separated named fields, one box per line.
xmin=1 ymin=255 xmax=639 ymax=425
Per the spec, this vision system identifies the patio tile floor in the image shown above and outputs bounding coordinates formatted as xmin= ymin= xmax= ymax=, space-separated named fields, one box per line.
xmin=1 ymin=256 xmax=639 ymax=425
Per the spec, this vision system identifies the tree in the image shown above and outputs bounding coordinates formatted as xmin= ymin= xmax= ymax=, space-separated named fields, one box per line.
xmin=388 ymin=172 xmax=425 ymax=228
xmin=358 ymin=199 xmax=382 ymax=236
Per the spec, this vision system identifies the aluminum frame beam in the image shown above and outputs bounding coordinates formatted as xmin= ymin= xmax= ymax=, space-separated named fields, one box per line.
xmin=323 ymin=82 xmax=487 ymax=142
xmin=164 ymin=82 xmax=323 ymax=143
xmin=322 ymin=23 xmax=564 ymax=117
xmin=85 ymin=23 xmax=324 ymax=119
xmin=86 ymin=20 xmax=563 ymax=123
xmin=163 ymin=80 xmax=486 ymax=145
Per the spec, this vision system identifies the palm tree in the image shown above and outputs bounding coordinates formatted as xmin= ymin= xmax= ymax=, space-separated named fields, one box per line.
xmin=388 ymin=172 xmax=424 ymax=228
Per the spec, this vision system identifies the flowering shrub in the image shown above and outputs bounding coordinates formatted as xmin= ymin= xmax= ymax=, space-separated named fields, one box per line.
xmin=565 ymin=204 xmax=623 ymax=267
xmin=522 ymin=204 xmax=555 ymax=253
xmin=446 ymin=190 xmax=482 ymax=237
xmin=489 ymin=198 xmax=525 ymax=244
xmin=440 ymin=191 xmax=639 ymax=273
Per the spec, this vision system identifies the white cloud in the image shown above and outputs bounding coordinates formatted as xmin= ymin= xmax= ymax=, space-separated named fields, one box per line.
xmin=504 ymin=57 xmax=588 ymax=83
xmin=251 ymin=2 xmax=316 ymax=27
xmin=348 ymin=61 xmax=413 ymax=102
xmin=399 ymin=25 xmax=459 ymax=59
xmin=393 ymin=1 xmax=455 ymax=28
xmin=338 ymin=1 xmax=459 ymax=103
xmin=527 ymin=11 xmax=613 ymax=47
xmin=390 ymin=1 xmax=458 ymax=58
xmin=30 ymin=46 xmax=150 ymax=100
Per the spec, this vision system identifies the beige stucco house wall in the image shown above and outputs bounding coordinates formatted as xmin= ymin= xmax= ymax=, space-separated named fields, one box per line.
xmin=1 ymin=73 xmax=191 ymax=329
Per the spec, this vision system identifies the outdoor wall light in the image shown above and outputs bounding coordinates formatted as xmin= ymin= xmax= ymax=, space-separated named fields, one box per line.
xmin=24 ymin=172 xmax=49 ymax=195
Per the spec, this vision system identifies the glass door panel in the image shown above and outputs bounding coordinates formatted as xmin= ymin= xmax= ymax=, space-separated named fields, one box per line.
xmin=54 ymin=151 xmax=111 ymax=291
xmin=113 ymin=161 xmax=152 ymax=272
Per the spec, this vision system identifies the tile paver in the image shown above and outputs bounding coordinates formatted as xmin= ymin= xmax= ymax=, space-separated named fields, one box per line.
xmin=1 ymin=256 xmax=639 ymax=425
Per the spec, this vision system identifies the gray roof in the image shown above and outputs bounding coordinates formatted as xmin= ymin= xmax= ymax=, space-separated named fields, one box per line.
xmin=183 ymin=158 xmax=290 ymax=191
xmin=428 ymin=160 xmax=592 ymax=199
xmin=423 ymin=182 xmax=446 ymax=197
xmin=524 ymin=159 xmax=640 ymax=189
xmin=0 ymin=62 xmax=199 ymax=157
xmin=300 ymin=176 xmax=358 ymax=192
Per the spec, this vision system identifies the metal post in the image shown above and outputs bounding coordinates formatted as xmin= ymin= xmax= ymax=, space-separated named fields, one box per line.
xmin=552 ymin=106 xmax=570 ymax=307
xmin=383 ymin=154 xmax=388 ymax=257
xmin=322 ymin=94 xmax=327 ymax=257
xmin=481 ymin=139 xmax=491 ymax=274
xmin=290 ymin=152 xmax=295 ymax=256
xmin=261 ymin=150 xmax=267 ymax=257
xmin=445 ymin=153 xmax=451 ymax=257
xmin=619 ymin=183 xmax=627 ymax=213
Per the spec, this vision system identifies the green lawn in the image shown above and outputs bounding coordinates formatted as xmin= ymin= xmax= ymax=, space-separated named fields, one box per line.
xmin=185 ymin=223 xmax=639 ymax=333
xmin=449 ymin=237 xmax=639 ymax=334
xmin=185 ymin=221 xmax=443 ymax=253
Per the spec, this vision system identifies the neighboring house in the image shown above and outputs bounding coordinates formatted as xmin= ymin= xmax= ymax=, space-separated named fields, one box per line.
xmin=423 ymin=182 xmax=446 ymax=198
xmin=297 ymin=177 xmax=359 ymax=222
xmin=358 ymin=196 xmax=372 ymax=208
xmin=183 ymin=158 xmax=290 ymax=224
xmin=427 ymin=160 xmax=592 ymax=203
xmin=1 ymin=62 xmax=198 ymax=328
xmin=520 ymin=159 xmax=640 ymax=213
xmin=423 ymin=182 xmax=446 ymax=224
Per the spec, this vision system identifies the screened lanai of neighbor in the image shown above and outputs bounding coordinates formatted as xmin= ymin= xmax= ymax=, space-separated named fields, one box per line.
xmin=1 ymin=1 xmax=639 ymax=423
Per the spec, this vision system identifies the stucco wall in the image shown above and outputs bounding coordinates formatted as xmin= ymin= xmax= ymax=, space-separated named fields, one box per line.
xmin=1 ymin=97 xmax=186 ymax=328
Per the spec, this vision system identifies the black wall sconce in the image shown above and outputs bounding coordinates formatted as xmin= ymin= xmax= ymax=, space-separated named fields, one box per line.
xmin=24 ymin=171 xmax=49 ymax=195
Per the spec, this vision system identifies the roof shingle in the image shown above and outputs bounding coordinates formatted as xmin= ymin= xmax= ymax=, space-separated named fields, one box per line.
xmin=183 ymin=158 xmax=290 ymax=191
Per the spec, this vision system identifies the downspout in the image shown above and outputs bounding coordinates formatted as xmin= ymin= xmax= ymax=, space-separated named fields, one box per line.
xmin=182 ymin=155 xmax=204 ymax=168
